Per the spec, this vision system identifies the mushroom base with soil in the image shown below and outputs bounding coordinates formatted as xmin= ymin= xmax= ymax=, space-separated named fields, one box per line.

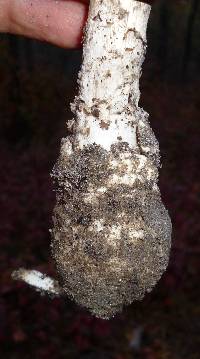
xmin=12 ymin=0 xmax=172 ymax=319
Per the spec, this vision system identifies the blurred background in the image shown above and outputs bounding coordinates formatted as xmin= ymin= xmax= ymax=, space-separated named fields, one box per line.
xmin=0 ymin=0 xmax=200 ymax=358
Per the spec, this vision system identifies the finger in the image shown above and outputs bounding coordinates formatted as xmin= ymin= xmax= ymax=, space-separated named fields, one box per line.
xmin=6 ymin=0 xmax=89 ymax=48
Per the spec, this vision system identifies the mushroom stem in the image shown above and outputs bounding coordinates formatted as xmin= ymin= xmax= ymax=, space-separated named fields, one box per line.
xmin=51 ymin=0 xmax=171 ymax=319
xmin=71 ymin=0 xmax=151 ymax=150
xmin=11 ymin=0 xmax=171 ymax=320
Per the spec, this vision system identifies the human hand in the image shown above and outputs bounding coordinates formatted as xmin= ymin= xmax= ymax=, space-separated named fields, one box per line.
xmin=0 ymin=0 xmax=89 ymax=48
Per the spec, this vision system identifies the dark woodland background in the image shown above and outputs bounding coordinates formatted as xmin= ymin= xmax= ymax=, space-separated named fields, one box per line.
xmin=0 ymin=0 xmax=200 ymax=358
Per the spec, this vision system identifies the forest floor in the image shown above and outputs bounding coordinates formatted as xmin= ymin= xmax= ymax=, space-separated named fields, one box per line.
xmin=0 ymin=61 xmax=200 ymax=358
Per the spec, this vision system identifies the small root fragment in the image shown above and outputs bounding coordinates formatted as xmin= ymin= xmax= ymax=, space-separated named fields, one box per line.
xmin=12 ymin=268 xmax=62 ymax=296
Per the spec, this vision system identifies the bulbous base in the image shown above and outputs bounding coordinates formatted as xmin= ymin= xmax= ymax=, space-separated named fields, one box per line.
xmin=51 ymin=143 xmax=171 ymax=319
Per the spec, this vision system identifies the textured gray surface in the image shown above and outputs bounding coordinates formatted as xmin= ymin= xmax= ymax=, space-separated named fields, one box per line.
xmin=51 ymin=142 xmax=171 ymax=318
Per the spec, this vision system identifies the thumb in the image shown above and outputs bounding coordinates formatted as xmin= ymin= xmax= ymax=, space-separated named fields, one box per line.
xmin=4 ymin=0 xmax=89 ymax=48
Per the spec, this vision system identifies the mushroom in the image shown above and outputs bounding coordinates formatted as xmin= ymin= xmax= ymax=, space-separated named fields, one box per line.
xmin=12 ymin=0 xmax=171 ymax=319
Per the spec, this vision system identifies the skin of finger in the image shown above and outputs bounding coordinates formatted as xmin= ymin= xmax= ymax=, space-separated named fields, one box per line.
xmin=4 ymin=0 xmax=89 ymax=48
xmin=0 ymin=0 xmax=9 ymax=31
